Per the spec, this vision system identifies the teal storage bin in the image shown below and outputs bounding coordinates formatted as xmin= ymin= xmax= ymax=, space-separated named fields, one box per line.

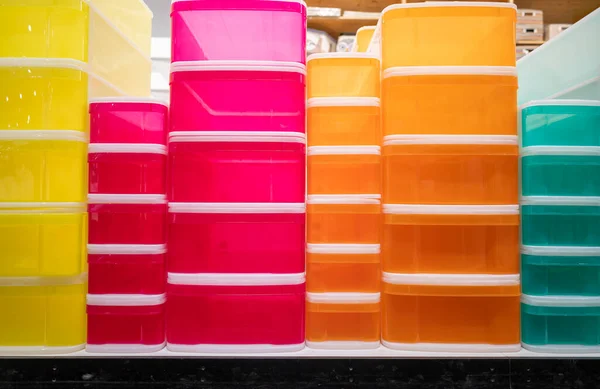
xmin=521 ymin=246 xmax=600 ymax=296
xmin=522 ymin=294 xmax=600 ymax=353
xmin=521 ymin=198 xmax=600 ymax=247
xmin=520 ymin=100 xmax=600 ymax=147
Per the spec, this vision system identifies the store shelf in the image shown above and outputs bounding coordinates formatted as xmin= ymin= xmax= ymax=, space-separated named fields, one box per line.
xmin=308 ymin=16 xmax=377 ymax=37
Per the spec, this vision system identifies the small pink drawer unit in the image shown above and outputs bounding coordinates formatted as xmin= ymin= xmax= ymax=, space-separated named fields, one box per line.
xmin=169 ymin=62 xmax=306 ymax=133
xmin=168 ymin=131 xmax=306 ymax=203
xmin=87 ymin=244 xmax=167 ymax=295
xmin=167 ymin=203 xmax=305 ymax=274
xmin=88 ymin=194 xmax=167 ymax=245
xmin=166 ymin=273 xmax=305 ymax=352
xmin=170 ymin=0 xmax=307 ymax=63
xmin=88 ymin=144 xmax=167 ymax=195
xmin=86 ymin=294 xmax=166 ymax=353
xmin=89 ymin=98 xmax=168 ymax=145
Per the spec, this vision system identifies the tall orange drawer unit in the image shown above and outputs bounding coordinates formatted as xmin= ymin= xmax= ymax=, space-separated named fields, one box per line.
xmin=307 ymin=53 xmax=380 ymax=98
xmin=382 ymin=273 xmax=521 ymax=352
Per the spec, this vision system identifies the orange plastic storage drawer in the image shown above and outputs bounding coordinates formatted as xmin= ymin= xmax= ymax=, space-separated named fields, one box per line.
xmin=382 ymin=67 xmax=518 ymax=136
xmin=306 ymin=292 xmax=380 ymax=349
xmin=383 ymin=135 xmax=518 ymax=205
xmin=382 ymin=273 xmax=521 ymax=352
xmin=307 ymin=244 xmax=380 ymax=293
xmin=308 ymin=146 xmax=381 ymax=195
xmin=379 ymin=3 xmax=517 ymax=69
xmin=307 ymin=195 xmax=381 ymax=244
xmin=355 ymin=26 xmax=376 ymax=53
xmin=307 ymin=97 xmax=380 ymax=146
xmin=382 ymin=205 xmax=520 ymax=274
xmin=307 ymin=53 xmax=380 ymax=98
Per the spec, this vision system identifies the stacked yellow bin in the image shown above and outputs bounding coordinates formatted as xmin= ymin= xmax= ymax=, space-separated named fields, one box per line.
xmin=377 ymin=2 xmax=522 ymax=352
xmin=0 ymin=0 xmax=152 ymax=354
xmin=306 ymin=53 xmax=382 ymax=350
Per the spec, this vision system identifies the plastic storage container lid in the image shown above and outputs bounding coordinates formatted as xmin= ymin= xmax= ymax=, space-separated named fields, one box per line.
xmin=87 ymin=244 xmax=167 ymax=255
xmin=521 ymin=245 xmax=600 ymax=257
xmin=382 ymin=1 xmax=517 ymax=13
xmin=167 ymin=272 xmax=305 ymax=286
xmin=169 ymin=131 xmax=306 ymax=144
xmin=0 ymin=273 xmax=87 ymax=287
xmin=306 ymin=292 xmax=380 ymax=304
xmin=89 ymin=96 xmax=169 ymax=107
xmin=520 ymin=146 xmax=600 ymax=157
xmin=520 ymin=99 xmax=600 ymax=109
xmin=0 ymin=57 xmax=88 ymax=71
xmin=307 ymin=52 xmax=380 ymax=62
xmin=308 ymin=145 xmax=380 ymax=155
xmin=306 ymin=97 xmax=380 ymax=108
xmin=383 ymin=66 xmax=517 ymax=79
xmin=171 ymin=60 xmax=306 ymax=75
xmin=88 ymin=143 xmax=167 ymax=155
xmin=87 ymin=293 xmax=166 ymax=306
xmin=522 ymin=294 xmax=600 ymax=307
xmin=0 ymin=202 xmax=86 ymax=213
xmin=383 ymin=204 xmax=519 ymax=215
xmin=383 ymin=134 xmax=518 ymax=146
xmin=307 ymin=243 xmax=380 ymax=254
xmin=383 ymin=272 xmax=520 ymax=286
xmin=521 ymin=196 xmax=600 ymax=206
xmin=0 ymin=130 xmax=87 ymax=142
xmin=171 ymin=0 xmax=307 ymax=7
xmin=88 ymin=194 xmax=167 ymax=204
xmin=307 ymin=194 xmax=381 ymax=205
xmin=168 ymin=202 xmax=305 ymax=214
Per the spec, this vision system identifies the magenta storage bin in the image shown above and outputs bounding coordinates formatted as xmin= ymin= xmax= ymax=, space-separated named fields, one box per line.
xmin=88 ymin=194 xmax=167 ymax=245
xmin=89 ymin=98 xmax=168 ymax=145
xmin=168 ymin=131 xmax=306 ymax=203
xmin=88 ymin=144 xmax=167 ymax=195
xmin=170 ymin=0 xmax=306 ymax=63
xmin=166 ymin=273 xmax=306 ymax=353
xmin=169 ymin=62 xmax=306 ymax=133
xmin=167 ymin=202 xmax=305 ymax=274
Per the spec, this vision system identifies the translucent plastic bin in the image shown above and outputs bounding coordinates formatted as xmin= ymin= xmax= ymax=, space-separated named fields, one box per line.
xmin=307 ymin=195 xmax=381 ymax=244
xmin=0 ymin=130 xmax=87 ymax=203
xmin=0 ymin=275 xmax=86 ymax=354
xmin=382 ymin=67 xmax=518 ymax=136
xmin=383 ymin=205 xmax=519 ymax=274
xmin=521 ymin=197 xmax=600 ymax=247
xmin=522 ymin=246 xmax=600 ymax=297
xmin=170 ymin=0 xmax=306 ymax=63
xmin=521 ymin=147 xmax=600 ymax=197
xmin=170 ymin=62 xmax=306 ymax=133
xmin=89 ymin=98 xmax=169 ymax=145
xmin=307 ymin=53 xmax=380 ymax=98
xmin=307 ymin=244 xmax=380 ymax=293
xmin=354 ymin=26 xmax=376 ymax=53
xmin=378 ymin=2 xmax=516 ymax=69
xmin=556 ymin=76 xmax=600 ymax=101
xmin=88 ymin=194 xmax=167 ymax=245
xmin=166 ymin=273 xmax=305 ymax=353
xmin=307 ymin=97 xmax=380 ymax=146
xmin=0 ymin=203 xmax=87 ymax=278
xmin=167 ymin=203 xmax=305 ymax=274
xmin=382 ymin=273 xmax=521 ymax=352
xmin=88 ymin=244 xmax=166 ymax=295
xmin=308 ymin=146 xmax=381 ymax=195
xmin=306 ymin=292 xmax=380 ymax=349
xmin=88 ymin=144 xmax=167 ymax=195
xmin=168 ymin=132 xmax=306 ymax=203
xmin=383 ymin=135 xmax=518 ymax=205
xmin=522 ymin=295 xmax=600 ymax=353
xmin=87 ymin=294 xmax=165 ymax=353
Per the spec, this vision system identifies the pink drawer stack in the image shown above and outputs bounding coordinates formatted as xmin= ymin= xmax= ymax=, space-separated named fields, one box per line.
xmin=86 ymin=98 xmax=169 ymax=353
xmin=167 ymin=0 xmax=308 ymax=353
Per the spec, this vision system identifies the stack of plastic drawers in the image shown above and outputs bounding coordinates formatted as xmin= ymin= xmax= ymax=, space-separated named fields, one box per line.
xmin=0 ymin=0 xmax=152 ymax=355
xmin=86 ymin=98 xmax=168 ymax=353
xmin=166 ymin=0 xmax=307 ymax=353
xmin=306 ymin=53 xmax=382 ymax=350
xmin=377 ymin=2 xmax=521 ymax=352
xmin=520 ymin=100 xmax=600 ymax=353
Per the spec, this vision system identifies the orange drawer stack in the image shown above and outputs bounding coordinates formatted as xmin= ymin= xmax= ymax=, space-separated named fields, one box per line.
xmin=306 ymin=53 xmax=382 ymax=350
xmin=377 ymin=2 xmax=521 ymax=352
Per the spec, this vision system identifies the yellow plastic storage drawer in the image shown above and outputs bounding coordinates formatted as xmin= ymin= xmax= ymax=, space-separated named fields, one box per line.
xmin=0 ymin=275 xmax=87 ymax=354
xmin=307 ymin=53 xmax=380 ymax=98
xmin=379 ymin=2 xmax=517 ymax=69
xmin=0 ymin=0 xmax=151 ymax=96
xmin=0 ymin=203 xmax=87 ymax=277
xmin=0 ymin=131 xmax=87 ymax=203
xmin=355 ymin=26 xmax=376 ymax=53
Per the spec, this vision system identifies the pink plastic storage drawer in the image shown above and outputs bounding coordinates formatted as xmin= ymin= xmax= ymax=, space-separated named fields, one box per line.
xmin=169 ymin=62 xmax=306 ymax=133
xmin=167 ymin=203 xmax=305 ymax=274
xmin=89 ymin=98 xmax=168 ymax=145
xmin=168 ymin=132 xmax=306 ymax=203
xmin=87 ymin=294 xmax=166 ymax=353
xmin=88 ymin=144 xmax=167 ymax=195
xmin=171 ymin=0 xmax=306 ymax=63
xmin=166 ymin=273 xmax=305 ymax=352
xmin=88 ymin=244 xmax=166 ymax=295
xmin=88 ymin=194 xmax=167 ymax=245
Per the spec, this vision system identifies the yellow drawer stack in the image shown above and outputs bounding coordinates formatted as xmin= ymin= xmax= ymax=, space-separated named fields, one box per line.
xmin=0 ymin=0 xmax=152 ymax=354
